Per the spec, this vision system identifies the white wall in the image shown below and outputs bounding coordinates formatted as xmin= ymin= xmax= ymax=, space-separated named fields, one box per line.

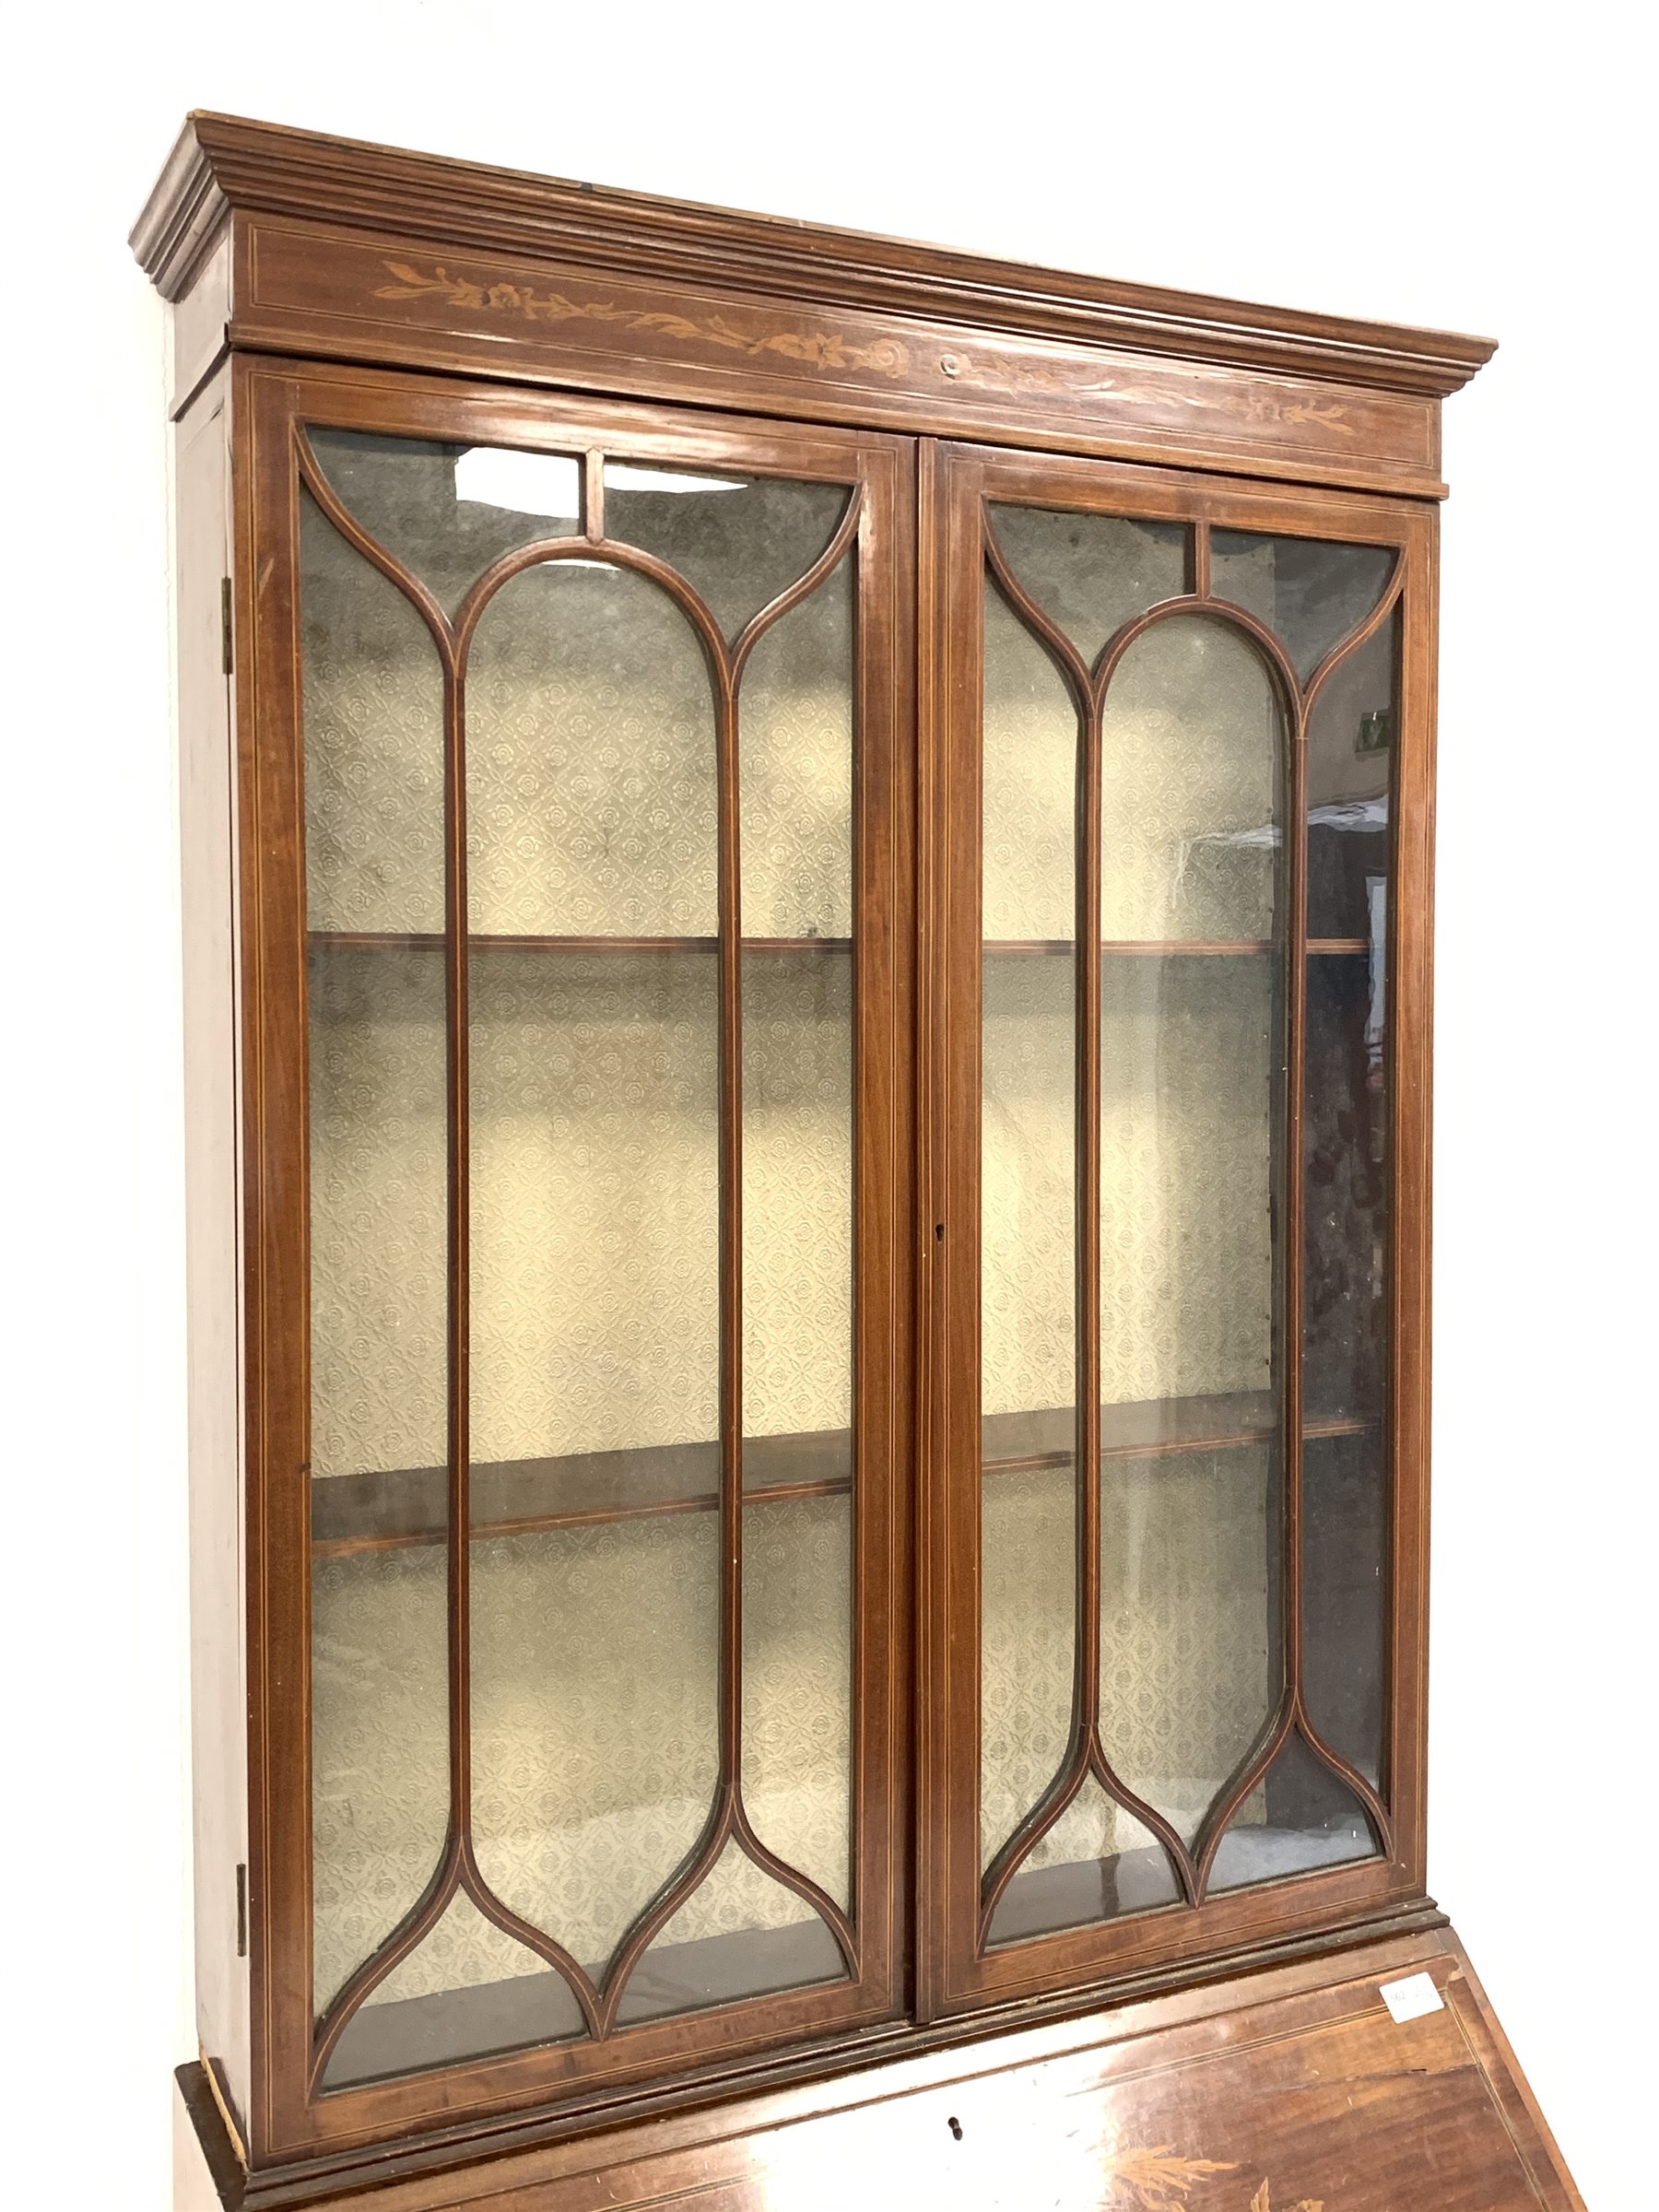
xmin=4 ymin=6 xmax=1648 ymax=2206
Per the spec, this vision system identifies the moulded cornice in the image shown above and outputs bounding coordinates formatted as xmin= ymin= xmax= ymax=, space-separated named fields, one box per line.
xmin=132 ymin=112 xmax=1496 ymax=399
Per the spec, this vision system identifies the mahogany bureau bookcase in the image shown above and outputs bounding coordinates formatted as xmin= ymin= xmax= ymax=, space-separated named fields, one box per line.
xmin=135 ymin=114 xmax=1583 ymax=2212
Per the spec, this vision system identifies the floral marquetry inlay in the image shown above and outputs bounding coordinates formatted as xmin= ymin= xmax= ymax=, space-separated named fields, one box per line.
xmin=376 ymin=260 xmax=911 ymax=377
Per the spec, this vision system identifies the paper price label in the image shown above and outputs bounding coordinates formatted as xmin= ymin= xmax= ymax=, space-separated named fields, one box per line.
xmin=1380 ymin=1971 xmax=1444 ymax=2024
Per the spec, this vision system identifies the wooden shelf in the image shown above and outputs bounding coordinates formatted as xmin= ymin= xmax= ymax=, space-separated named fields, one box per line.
xmin=310 ymin=935 xmax=1368 ymax=959
xmin=310 ymin=932 xmax=853 ymax=956
xmin=983 ymin=939 xmax=1370 ymax=957
xmin=982 ymin=1394 xmax=1372 ymax=1477
xmin=312 ymin=1395 xmax=1378 ymax=1559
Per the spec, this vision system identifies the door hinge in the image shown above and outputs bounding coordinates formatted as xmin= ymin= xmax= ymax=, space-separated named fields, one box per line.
xmin=221 ymin=577 xmax=234 ymax=677
xmin=235 ymin=1862 xmax=248 ymax=1958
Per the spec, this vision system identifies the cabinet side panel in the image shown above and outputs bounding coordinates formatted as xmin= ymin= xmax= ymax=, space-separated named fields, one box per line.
xmin=171 ymin=228 xmax=231 ymax=419
xmin=177 ymin=370 xmax=251 ymax=2136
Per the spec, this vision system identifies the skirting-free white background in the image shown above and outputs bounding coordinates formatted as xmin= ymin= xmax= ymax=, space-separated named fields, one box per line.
xmin=3 ymin=8 xmax=1650 ymax=2206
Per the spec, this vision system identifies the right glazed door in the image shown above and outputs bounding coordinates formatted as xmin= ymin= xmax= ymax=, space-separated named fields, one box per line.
xmin=922 ymin=445 xmax=1437 ymax=2015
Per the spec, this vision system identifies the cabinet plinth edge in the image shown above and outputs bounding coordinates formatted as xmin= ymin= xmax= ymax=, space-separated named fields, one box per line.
xmin=132 ymin=112 xmax=1495 ymax=400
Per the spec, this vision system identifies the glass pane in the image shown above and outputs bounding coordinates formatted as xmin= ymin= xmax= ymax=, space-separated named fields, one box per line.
xmin=1307 ymin=608 xmax=1396 ymax=942
xmin=986 ymin=1776 xmax=1179 ymax=1947
xmin=1208 ymin=1733 xmax=1381 ymax=1890
xmin=602 ymin=463 xmax=849 ymax=640
xmin=461 ymin=540 xmax=725 ymax=2030
xmin=737 ymin=558 xmax=855 ymax=1915
xmin=1304 ymin=942 xmax=1389 ymax=1427
xmin=1100 ymin=616 xmax=1279 ymax=943
xmin=1302 ymin=1431 xmax=1387 ymax=1788
xmin=987 ymin=504 xmax=1187 ymax=666
xmin=1098 ymin=618 xmax=1286 ymax=1856
xmin=465 ymin=562 xmax=718 ymax=937
xmin=1100 ymin=951 xmax=1279 ymax=1406
xmin=309 ymin=429 xmax=581 ymax=620
xmin=1211 ymin=530 xmax=1394 ymax=686
xmin=1099 ymin=1445 xmax=1275 ymax=1848
xmin=468 ymin=1514 xmax=720 ymax=1973
xmin=982 ymin=580 xmax=1076 ymax=942
xmin=739 ymin=558 xmax=853 ymax=940
xmin=981 ymin=1465 xmax=1074 ymax=1873
xmin=743 ymin=1494 xmax=852 ymax=1909
xmin=982 ymin=954 xmax=1077 ymax=1868
xmin=312 ymin=1542 xmax=449 ymax=2018
xmin=465 ymin=947 xmax=723 ymax=1973
xmin=614 ymin=1842 xmax=845 ymax=2028
xmin=303 ymin=481 xmax=452 ymax=2025
xmin=323 ymin=1892 xmax=584 ymax=2089
xmin=300 ymin=486 xmax=444 ymax=935
xmin=981 ymin=559 xmax=1080 ymax=1879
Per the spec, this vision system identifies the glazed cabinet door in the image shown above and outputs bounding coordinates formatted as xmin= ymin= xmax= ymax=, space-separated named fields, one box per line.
xmin=919 ymin=443 xmax=1433 ymax=2016
xmin=238 ymin=359 xmax=912 ymax=2158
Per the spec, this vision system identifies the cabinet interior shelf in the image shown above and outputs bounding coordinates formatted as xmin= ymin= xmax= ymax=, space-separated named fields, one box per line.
xmin=308 ymin=933 xmax=1371 ymax=958
xmin=312 ymin=1394 xmax=1378 ymax=1560
xmin=309 ymin=932 xmax=853 ymax=956
xmin=983 ymin=939 xmax=1370 ymax=957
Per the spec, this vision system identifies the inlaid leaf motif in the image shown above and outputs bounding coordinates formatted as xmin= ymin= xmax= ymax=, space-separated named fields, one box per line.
xmin=1249 ymin=2184 xmax=1324 ymax=2212
xmin=373 ymin=262 xmax=912 ymax=377
xmin=1101 ymin=2142 xmax=1236 ymax=2207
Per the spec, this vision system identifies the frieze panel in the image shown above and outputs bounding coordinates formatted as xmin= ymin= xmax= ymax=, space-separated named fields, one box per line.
xmin=237 ymin=219 xmax=1441 ymax=493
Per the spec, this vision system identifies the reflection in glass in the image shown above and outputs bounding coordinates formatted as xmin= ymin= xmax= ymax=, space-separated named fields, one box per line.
xmin=603 ymin=463 xmax=849 ymax=640
xmin=1211 ymin=530 xmax=1394 ymax=685
xmin=1306 ymin=608 xmax=1396 ymax=943
xmin=1208 ymin=1733 xmax=1380 ymax=1890
xmin=1301 ymin=605 xmax=1394 ymax=1800
xmin=308 ymin=429 xmax=581 ymax=619
xmin=1304 ymin=947 xmax=1388 ymax=1428
xmin=1302 ymin=1432 xmax=1387 ymax=1788
xmin=988 ymin=504 xmax=1187 ymax=666
xmin=985 ymin=1777 xmax=1179 ymax=1947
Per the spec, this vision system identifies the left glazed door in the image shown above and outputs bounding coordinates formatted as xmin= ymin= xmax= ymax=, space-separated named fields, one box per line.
xmin=240 ymin=359 xmax=912 ymax=2159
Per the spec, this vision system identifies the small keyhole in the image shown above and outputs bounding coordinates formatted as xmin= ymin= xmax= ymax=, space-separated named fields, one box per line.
xmin=947 ymin=2116 xmax=963 ymax=2140
xmin=935 ymin=1222 xmax=945 ymax=1242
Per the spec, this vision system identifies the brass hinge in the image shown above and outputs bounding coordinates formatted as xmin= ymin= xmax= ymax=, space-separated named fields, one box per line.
xmin=221 ymin=577 xmax=233 ymax=677
xmin=235 ymin=1863 xmax=248 ymax=1958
